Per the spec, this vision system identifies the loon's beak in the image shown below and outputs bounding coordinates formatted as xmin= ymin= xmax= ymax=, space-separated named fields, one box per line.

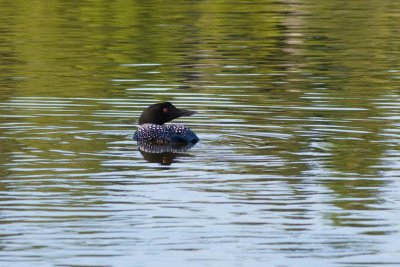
xmin=176 ymin=108 xmax=197 ymax=117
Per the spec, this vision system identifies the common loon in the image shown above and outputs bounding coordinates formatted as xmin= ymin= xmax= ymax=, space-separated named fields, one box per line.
xmin=133 ymin=102 xmax=199 ymax=144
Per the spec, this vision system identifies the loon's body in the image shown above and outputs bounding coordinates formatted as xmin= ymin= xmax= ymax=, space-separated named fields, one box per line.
xmin=133 ymin=102 xmax=199 ymax=144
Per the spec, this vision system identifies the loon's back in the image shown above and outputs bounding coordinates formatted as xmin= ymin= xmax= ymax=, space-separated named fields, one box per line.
xmin=134 ymin=123 xmax=199 ymax=144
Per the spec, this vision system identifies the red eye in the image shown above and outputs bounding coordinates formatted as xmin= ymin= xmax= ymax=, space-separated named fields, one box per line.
xmin=163 ymin=107 xmax=169 ymax=113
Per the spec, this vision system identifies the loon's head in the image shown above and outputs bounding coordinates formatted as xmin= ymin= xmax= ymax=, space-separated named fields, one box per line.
xmin=138 ymin=102 xmax=196 ymax=125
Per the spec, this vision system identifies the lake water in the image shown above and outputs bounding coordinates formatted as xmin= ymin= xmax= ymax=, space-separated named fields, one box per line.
xmin=1 ymin=1 xmax=400 ymax=266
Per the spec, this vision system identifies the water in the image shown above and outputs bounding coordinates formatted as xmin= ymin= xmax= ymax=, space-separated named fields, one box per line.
xmin=1 ymin=1 xmax=400 ymax=266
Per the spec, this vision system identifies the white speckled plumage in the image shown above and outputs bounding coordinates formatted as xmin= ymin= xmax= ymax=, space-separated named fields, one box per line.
xmin=133 ymin=123 xmax=199 ymax=143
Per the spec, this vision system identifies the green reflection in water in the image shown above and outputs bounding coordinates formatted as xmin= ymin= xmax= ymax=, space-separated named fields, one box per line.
xmin=0 ymin=0 xmax=399 ymax=265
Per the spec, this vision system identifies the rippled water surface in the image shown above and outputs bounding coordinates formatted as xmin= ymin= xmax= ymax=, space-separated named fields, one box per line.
xmin=1 ymin=1 xmax=400 ymax=266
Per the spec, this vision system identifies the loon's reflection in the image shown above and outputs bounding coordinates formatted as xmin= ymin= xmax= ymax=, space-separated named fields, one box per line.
xmin=137 ymin=141 xmax=197 ymax=165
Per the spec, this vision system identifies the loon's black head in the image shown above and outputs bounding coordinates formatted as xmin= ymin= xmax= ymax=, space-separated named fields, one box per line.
xmin=138 ymin=102 xmax=196 ymax=125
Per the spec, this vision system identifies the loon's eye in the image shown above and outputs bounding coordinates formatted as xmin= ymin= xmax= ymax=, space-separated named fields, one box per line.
xmin=163 ymin=107 xmax=169 ymax=113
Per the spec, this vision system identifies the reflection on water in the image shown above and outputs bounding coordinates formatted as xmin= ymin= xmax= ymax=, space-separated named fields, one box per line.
xmin=137 ymin=140 xmax=197 ymax=165
xmin=139 ymin=150 xmax=193 ymax=166
xmin=1 ymin=0 xmax=400 ymax=266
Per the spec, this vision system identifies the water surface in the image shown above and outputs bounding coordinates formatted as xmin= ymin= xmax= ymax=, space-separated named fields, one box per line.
xmin=1 ymin=1 xmax=400 ymax=266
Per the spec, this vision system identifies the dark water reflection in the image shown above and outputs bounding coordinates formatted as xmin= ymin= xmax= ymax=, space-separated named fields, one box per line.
xmin=137 ymin=141 xmax=197 ymax=165
xmin=1 ymin=0 xmax=400 ymax=266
